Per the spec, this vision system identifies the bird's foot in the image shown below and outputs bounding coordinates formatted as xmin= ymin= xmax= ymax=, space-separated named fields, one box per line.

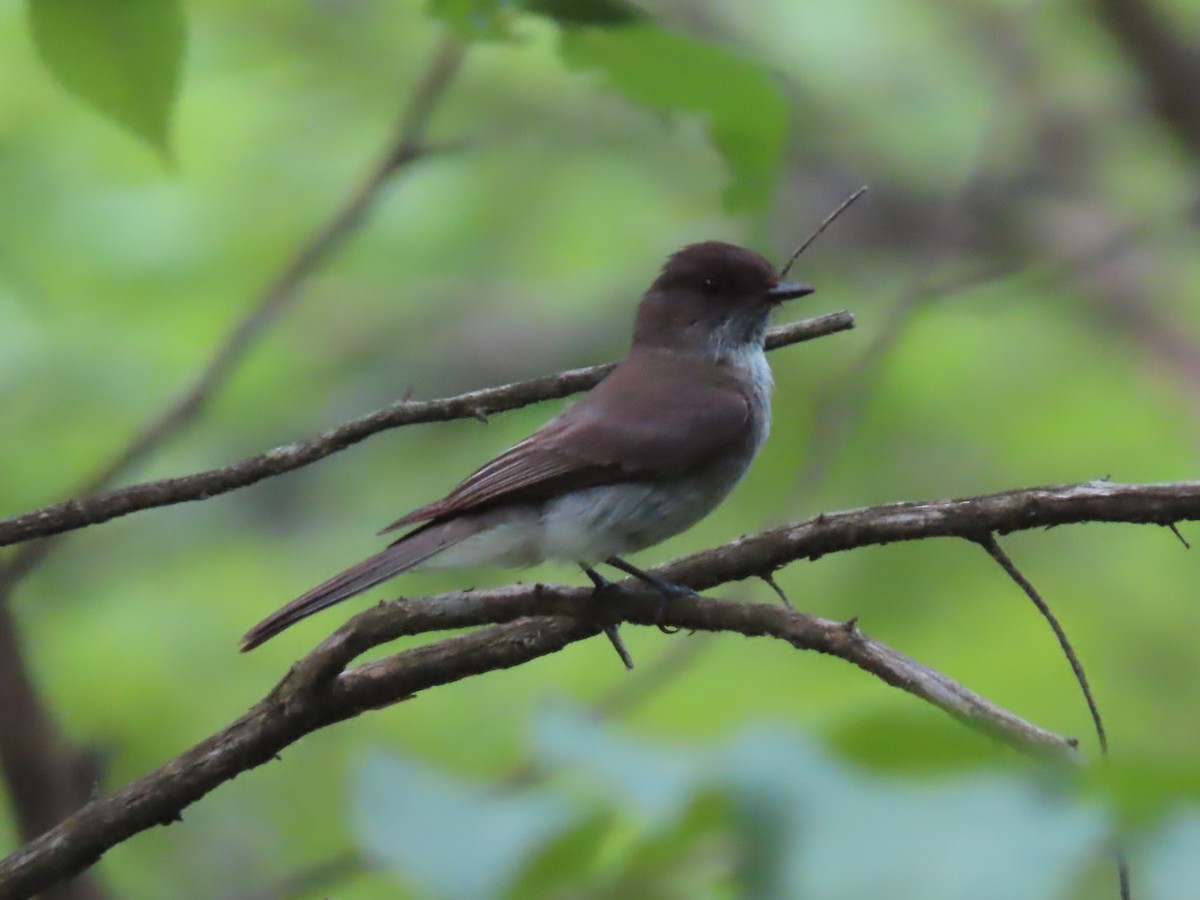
xmin=604 ymin=556 xmax=699 ymax=634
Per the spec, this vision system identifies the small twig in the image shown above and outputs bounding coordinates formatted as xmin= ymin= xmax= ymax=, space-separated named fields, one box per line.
xmin=973 ymin=533 xmax=1107 ymax=753
xmin=602 ymin=625 xmax=635 ymax=671
xmin=759 ymin=571 xmax=793 ymax=608
xmin=1167 ymin=522 xmax=1191 ymax=549
xmin=972 ymin=533 xmax=1132 ymax=900
xmin=591 ymin=634 xmax=712 ymax=719
xmin=779 ymin=185 xmax=868 ymax=278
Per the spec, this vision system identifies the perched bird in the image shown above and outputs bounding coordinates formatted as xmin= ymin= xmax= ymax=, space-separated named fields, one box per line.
xmin=241 ymin=241 xmax=813 ymax=654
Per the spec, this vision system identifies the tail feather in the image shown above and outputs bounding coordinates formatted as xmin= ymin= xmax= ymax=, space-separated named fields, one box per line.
xmin=240 ymin=519 xmax=477 ymax=651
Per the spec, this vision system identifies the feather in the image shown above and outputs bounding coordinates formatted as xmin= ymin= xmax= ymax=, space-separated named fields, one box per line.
xmin=239 ymin=517 xmax=482 ymax=651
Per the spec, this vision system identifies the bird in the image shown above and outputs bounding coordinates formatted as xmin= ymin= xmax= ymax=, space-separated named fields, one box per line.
xmin=241 ymin=241 xmax=814 ymax=656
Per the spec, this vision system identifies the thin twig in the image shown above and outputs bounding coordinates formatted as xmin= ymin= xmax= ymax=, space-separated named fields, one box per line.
xmin=779 ymin=185 xmax=868 ymax=278
xmin=1167 ymin=522 xmax=1191 ymax=549
xmin=0 ymin=313 xmax=855 ymax=550
xmin=973 ymin=532 xmax=1132 ymax=900
xmin=973 ymin=533 xmax=1107 ymax=752
xmin=590 ymin=634 xmax=712 ymax=720
xmin=786 ymin=2 xmax=1041 ymax=498
xmin=758 ymin=571 xmax=793 ymax=608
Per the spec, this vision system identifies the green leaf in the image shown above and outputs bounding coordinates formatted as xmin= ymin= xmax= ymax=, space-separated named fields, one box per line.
xmin=26 ymin=0 xmax=185 ymax=156
xmin=558 ymin=24 xmax=788 ymax=214
xmin=524 ymin=0 xmax=646 ymax=27
xmin=352 ymin=750 xmax=582 ymax=899
xmin=429 ymin=0 xmax=643 ymax=38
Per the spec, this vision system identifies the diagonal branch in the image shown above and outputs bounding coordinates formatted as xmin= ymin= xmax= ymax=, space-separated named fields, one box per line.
xmin=973 ymin=533 xmax=1134 ymax=900
xmin=0 ymin=312 xmax=854 ymax=550
xmin=974 ymin=533 xmax=1108 ymax=754
xmin=0 ymin=586 xmax=1075 ymax=900
xmin=4 ymin=478 xmax=1195 ymax=896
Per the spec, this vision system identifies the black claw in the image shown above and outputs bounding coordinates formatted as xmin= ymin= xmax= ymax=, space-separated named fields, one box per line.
xmin=654 ymin=596 xmax=680 ymax=634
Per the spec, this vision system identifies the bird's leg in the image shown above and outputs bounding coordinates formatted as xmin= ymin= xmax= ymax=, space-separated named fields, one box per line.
xmin=581 ymin=565 xmax=635 ymax=671
xmin=604 ymin=556 xmax=697 ymax=635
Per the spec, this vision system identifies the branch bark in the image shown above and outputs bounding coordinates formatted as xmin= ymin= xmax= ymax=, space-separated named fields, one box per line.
xmin=4 ymin=477 xmax=1196 ymax=899
xmin=0 ymin=591 xmax=1069 ymax=900
xmin=0 ymin=312 xmax=854 ymax=550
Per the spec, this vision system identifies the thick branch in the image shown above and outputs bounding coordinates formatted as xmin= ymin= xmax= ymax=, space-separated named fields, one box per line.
xmin=5 ymin=479 xmax=1195 ymax=895
xmin=0 ymin=312 xmax=854 ymax=550
xmin=0 ymin=583 xmax=1072 ymax=900
xmin=0 ymin=608 xmax=104 ymax=900
xmin=650 ymin=479 xmax=1200 ymax=588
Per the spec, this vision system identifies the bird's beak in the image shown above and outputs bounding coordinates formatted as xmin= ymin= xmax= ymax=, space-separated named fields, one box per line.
xmin=764 ymin=280 xmax=816 ymax=303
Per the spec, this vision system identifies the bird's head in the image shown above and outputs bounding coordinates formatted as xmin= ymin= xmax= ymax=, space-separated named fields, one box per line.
xmin=634 ymin=241 xmax=814 ymax=358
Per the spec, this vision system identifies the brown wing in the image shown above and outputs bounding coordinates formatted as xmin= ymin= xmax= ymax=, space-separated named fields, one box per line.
xmin=379 ymin=349 xmax=755 ymax=534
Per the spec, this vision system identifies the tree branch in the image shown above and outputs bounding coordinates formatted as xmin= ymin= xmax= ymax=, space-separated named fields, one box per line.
xmin=0 ymin=586 xmax=1073 ymax=900
xmin=9 ymin=476 xmax=1198 ymax=897
xmin=0 ymin=312 xmax=854 ymax=550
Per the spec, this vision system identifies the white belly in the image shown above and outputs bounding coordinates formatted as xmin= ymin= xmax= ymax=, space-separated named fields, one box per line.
xmin=423 ymin=469 xmax=750 ymax=570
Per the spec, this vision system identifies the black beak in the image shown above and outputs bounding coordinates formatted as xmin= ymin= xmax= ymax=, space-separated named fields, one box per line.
xmin=765 ymin=280 xmax=816 ymax=303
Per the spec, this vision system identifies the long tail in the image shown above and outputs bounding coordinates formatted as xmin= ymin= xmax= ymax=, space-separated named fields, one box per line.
xmin=240 ymin=518 xmax=479 ymax=651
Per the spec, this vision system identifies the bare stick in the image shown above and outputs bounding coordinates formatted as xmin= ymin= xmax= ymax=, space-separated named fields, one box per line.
xmin=779 ymin=185 xmax=868 ymax=277
xmin=973 ymin=533 xmax=1131 ymax=900
xmin=974 ymin=534 xmax=1108 ymax=753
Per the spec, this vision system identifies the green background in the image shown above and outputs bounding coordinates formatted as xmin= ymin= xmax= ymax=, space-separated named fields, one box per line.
xmin=2 ymin=0 xmax=1199 ymax=896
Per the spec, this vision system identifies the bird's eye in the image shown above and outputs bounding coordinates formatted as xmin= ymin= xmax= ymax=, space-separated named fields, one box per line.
xmin=700 ymin=277 xmax=723 ymax=295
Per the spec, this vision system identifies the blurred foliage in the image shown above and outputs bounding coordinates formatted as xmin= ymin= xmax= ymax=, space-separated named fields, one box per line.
xmin=26 ymin=0 xmax=184 ymax=155
xmin=353 ymin=710 xmax=1113 ymax=899
xmin=2 ymin=0 xmax=1200 ymax=897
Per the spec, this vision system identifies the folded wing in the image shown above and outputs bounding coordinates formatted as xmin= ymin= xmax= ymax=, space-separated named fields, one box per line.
xmin=380 ymin=349 xmax=754 ymax=533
